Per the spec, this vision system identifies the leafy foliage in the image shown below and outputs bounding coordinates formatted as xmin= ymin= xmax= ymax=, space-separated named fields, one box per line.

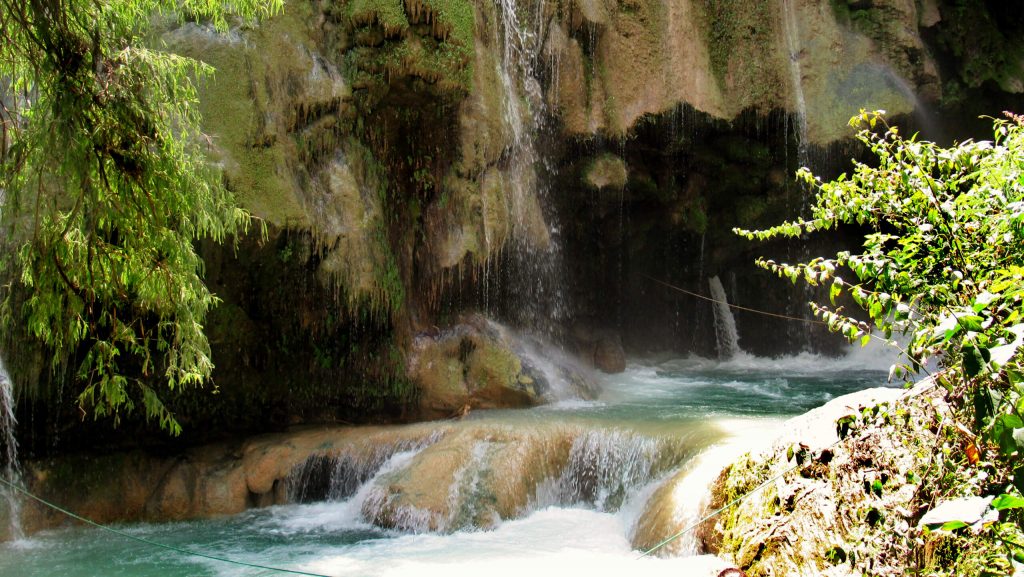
xmin=737 ymin=110 xmax=1024 ymax=569
xmin=0 ymin=0 xmax=281 ymax=433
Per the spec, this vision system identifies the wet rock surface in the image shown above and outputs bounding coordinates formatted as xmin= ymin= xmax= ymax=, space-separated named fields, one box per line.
xmin=700 ymin=381 xmax=948 ymax=576
xmin=410 ymin=315 xmax=600 ymax=419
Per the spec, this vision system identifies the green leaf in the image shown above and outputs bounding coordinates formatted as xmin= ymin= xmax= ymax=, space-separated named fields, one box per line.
xmin=973 ymin=387 xmax=995 ymax=429
xmin=991 ymin=494 xmax=1024 ymax=510
xmin=972 ymin=291 xmax=999 ymax=312
xmin=836 ymin=415 xmax=855 ymax=439
xmin=960 ymin=315 xmax=985 ymax=333
xmin=963 ymin=345 xmax=989 ymax=377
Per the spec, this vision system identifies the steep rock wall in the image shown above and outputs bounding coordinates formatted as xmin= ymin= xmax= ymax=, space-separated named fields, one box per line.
xmin=155 ymin=0 xmax=1024 ymax=423
xmin=10 ymin=0 xmax=1023 ymax=449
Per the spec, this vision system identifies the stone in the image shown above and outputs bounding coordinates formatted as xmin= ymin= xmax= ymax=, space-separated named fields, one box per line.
xmin=409 ymin=316 xmax=545 ymax=419
xmin=571 ymin=324 xmax=627 ymax=374
xmin=918 ymin=496 xmax=994 ymax=530
xmin=702 ymin=379 xmax=948 ymax=576
xmin=593 ymin=336 xmax=626 ymax=374
xmin=583 ymin=154 xmax=628 ymax=191
xmin=243 ymin=442 xmax=297 ymax=495
xmin=363 ymin=424 xmax=576 ymax=532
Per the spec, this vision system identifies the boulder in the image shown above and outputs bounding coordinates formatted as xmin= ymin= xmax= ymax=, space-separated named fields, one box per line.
xmin=593 ymin=336 xmax=627 ymax=374
xmin=407 ymin=315 xmax=581 ymax=420
xmin=700 ymin=381 xmax=944 ymax=576
xmin=583 ymin=154 xmax=628 ymax=191
xmin=571 ymin=324 xmax=627 ymax=374
xmin=363 ymin=424 xmax=575 ymax=532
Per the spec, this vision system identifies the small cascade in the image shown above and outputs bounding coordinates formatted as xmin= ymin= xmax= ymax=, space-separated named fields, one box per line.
xmin=286 ymin=433 xmax=442 ymax=503
xmin=0 ymin=356 xmax=22 ymax=540
xmin=442 ymin=440 xmax=502 ymax=530
xmin=780 ymin=0 xmax=809 ymax=168
xmin=486 ymin=319 xmax=598 ymax=401
xmin=708 ymin=276 xmax=741 ymax=360
xmin=550 ymin=430 xmax=670 ymax=512
xmin=281 ymin=422 xmax=703 ymax=537
xmin=492 ymin=0 xmax=569 ymax=338
xmin=630 ymin=419 xmax=779 ymax=556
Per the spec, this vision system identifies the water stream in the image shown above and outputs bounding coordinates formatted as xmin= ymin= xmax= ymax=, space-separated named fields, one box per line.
xmin=0 ymin=356 xmax=22 ymax=541
xmin=492 ymin=0 xmax=568 ymax=338
xmin=0 ymin=345 xmax=900 ymax=576
xmin=780 ymin=0 xmax=809 ymax=168
xmin=708 ymin=276 xmax=740 ymax=360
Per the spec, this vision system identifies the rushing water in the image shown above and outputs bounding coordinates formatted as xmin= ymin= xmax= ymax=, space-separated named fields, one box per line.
xmin=708 ymin=276 xmax=740 ymax=361
xmin=780 ymin=0 xmax=809 ymax=167
xmin=0 ymin=344 xmax=901 ymax=576
xmin=490 ymin=0 xmax=570 ymax=338
xmin=0 ymin=356 xmax=22 ymax=541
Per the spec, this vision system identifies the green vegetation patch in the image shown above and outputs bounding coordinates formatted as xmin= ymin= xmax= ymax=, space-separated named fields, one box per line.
xmin=345 ymin=0 xmax=476 ymax=101
xmin=698 ymin=0 xmax=783 ymax=104
xmin=735 ymin=111 xmax=1024 ymax=575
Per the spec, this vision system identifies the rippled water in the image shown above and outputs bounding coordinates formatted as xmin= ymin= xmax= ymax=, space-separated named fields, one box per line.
xmin=0 ymin=344 xmax=901 ymax=577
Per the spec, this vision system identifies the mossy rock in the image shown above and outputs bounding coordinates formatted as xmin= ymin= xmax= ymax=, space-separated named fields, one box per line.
xmin=583 ymin=153 xmax=629 ymax=190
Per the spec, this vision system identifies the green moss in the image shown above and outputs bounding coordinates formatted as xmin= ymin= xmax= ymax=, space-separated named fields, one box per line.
xmin=628 ymin=173 xmax=660 ymax=200
xmin=466 ymin=341 xmax=522 ymax=392
xmin=685 ymin=202 xmax=708 ymax=234
xmin=715 ymin=454 xmax=777 ymax=560
xmin=417 ymin=0 xmax=474 ymax=50
xmin=931 ymin=0 xmax=1024 ymax=93
xmin=583 ymin=153 xmax=628 ymax=190
xmin=344 ymin=0 xmax=476 ymax=102
xmin=170 ymin=10 xmax=316 ymax=225
xmin=734 ymin=196 xmax=769 ymax=227
xmin=347 ymin=0 xmax=410 ymax=33
xmin=697 ymin=0 xmax=785 ymax=109
xmin=596 ymin=61 xmax=621 ymax=129
xmin=347 ymin=139 xmax=406 ymax=318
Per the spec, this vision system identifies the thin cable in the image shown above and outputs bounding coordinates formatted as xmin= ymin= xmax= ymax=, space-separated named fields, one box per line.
xmin=638 ymin=450 xmax=807 ymax=558
xmin=642 ymin=273 xmax=929 ymax=373
xmin=641 ymin=274 xmax=828 ymax=325
xmin=0 ymin=477 xmax=335 ymax=577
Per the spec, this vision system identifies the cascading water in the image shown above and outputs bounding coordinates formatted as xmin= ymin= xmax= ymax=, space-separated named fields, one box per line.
xmin=287 ymin=433 xmax=442 ymax=504
xmin=780 ymin=0 xmax=809 ymax=169
xmin=546 ymin=430 xmax=679 ymax=512
xmin=492 ymin=0 xmax=568 ymax=338
xmin=0 ymin=356 xmax=22 ymax=540
xmin=708 ymin=276 xmax=741 ymax=360
xmin=779 ymin=0 xmax=821 ymax=352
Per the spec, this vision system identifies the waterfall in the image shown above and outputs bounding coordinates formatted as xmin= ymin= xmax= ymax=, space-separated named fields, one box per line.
xmin=493 ymin=0 xmax=568 ymax=337
xmin=708 ymin=276 xmax=740 ymax=360
xmin=282 ymin=422 xmax=697 ymax=535
xmin=548 ymin=430 xmax=674 ymax=512
xmin=286 ymin=433 xmax=442 ymax=504
xmin=0 ymin=356 xmax=22 ymax=540
xmin=780 ymin=0 xmax=809 ymax=168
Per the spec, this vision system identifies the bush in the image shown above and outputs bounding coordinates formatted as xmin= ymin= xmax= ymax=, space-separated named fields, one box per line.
xmin=737 ymin=110 xmax=1024 ymax=569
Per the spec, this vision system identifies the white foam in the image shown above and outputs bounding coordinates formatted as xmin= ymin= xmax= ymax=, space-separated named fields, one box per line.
xmin=300 ymin=508 xmax=732 ymax=577
xmin=270 ymin=448 xmax=424 ymax=534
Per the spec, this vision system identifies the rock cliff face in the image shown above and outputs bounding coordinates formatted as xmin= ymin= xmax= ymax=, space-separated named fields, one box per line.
xmin=10 ymin=0 xmax=1023 ymax=448
xmin=156 ymin=0 xmax=1024 ymax=429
